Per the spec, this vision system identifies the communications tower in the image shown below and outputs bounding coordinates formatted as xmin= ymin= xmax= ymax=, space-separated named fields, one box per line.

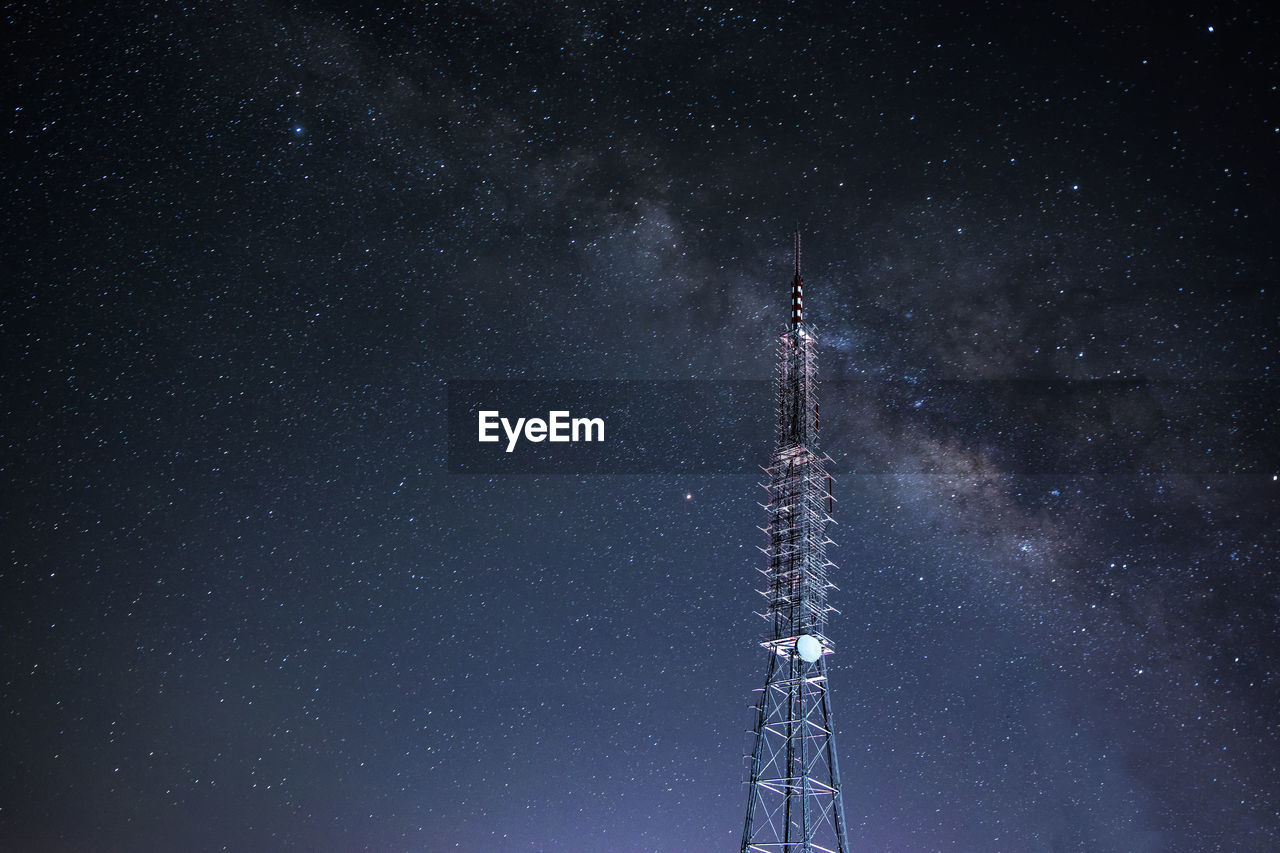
xmin=741 ymin=234 xmax=850 ymax=853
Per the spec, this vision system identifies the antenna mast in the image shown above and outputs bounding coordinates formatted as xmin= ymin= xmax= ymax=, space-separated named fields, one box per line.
xmin=740 ymin=236 xmax=850 ymax=853
xmin=791 ymin=231 xmax=804 ymax=329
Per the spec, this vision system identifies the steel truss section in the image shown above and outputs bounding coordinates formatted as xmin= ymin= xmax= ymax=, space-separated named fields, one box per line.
xmin=742 ymin=315 xmax=850 ymax=853
xmin=741 ymin=650 xmax=848 ymax=853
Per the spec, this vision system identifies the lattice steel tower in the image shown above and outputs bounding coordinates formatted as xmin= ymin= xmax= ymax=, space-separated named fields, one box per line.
xmin=741 ymin=234 xmax=850 ymax=853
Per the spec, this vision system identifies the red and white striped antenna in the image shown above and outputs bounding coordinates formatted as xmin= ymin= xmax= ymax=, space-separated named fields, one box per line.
xmin=791 ymin=231 xmax=804 ymax=329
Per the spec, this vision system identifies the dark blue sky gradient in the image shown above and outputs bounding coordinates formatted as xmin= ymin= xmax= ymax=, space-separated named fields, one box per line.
xmin=4 ymin=2 xmax=1278 ymax=851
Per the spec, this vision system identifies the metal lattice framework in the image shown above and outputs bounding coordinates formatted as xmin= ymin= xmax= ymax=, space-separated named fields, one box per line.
xmin=741 ymin=238 xmax=850 ymax=853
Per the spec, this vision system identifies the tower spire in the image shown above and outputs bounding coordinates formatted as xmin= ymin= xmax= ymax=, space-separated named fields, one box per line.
xmin=791 ymin=231 xmax=804 ymax=329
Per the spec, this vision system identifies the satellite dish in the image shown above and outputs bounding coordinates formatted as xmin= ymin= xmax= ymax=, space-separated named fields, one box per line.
xmin=796 ymin=634 xmax=822 ymax=663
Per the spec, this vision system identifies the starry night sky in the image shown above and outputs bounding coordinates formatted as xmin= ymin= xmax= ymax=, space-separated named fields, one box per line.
xmin=4 ymin=2 xmax=1278 ymax=851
